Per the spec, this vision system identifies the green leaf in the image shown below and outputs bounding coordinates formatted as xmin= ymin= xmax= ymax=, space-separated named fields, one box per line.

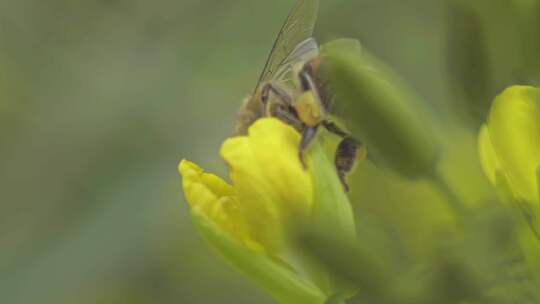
xmin=445 ymin=0 xmax=493 ymax=127
xmin=191 ymin=210 xmax=326 ymax=304
xmin=295 ymin=228 xmax=400 ymax=304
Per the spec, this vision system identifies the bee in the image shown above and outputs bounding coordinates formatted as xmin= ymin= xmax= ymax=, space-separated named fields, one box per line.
xmin=235 ymin=0 xmax=366 ymax=191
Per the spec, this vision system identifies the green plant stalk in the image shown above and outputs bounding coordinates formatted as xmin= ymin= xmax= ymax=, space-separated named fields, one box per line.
xmin=430 ymin=170 xmax=466 ymax=216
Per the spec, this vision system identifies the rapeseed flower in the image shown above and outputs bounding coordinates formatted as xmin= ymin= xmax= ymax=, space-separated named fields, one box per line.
xmin=478 ymin=85 xmax=540 ymax=208
xmin=179 ymin=118 xmax=356 ymax=304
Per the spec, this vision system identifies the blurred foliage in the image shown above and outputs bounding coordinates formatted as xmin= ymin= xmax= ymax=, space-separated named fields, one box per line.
xmin=297 ymin=204 xmax=540 ymax=304
xmin=1 ymin=0 xmax=539 ymax=303
xmin=445 ymin=0 xmax=540 ymax=127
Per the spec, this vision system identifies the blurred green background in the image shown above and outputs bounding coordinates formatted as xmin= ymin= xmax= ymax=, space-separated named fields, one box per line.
xmin=1 ymin=0 xmax=537 ymax=303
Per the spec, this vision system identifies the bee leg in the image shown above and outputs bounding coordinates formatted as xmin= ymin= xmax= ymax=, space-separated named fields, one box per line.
xmin=335 ymin=137 xmax=361 ymax=192
xmin=268 ymin=102 xmax=304 ymax=131
xmin=298 ymin=125 xmax=318 ymax=169
xmin=261 ymin=82 xmax=292 ymax=106
xmin=322 ymin=120 xmax=367 ymax=192
xmin=321 ymin=120 xmax=349 ymax=138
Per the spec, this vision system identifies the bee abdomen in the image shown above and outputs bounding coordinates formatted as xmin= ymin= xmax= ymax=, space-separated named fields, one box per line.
xmin=235 ymin=95 xmax=264 ymax=135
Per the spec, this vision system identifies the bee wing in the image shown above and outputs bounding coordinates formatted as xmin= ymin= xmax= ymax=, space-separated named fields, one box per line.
xmin=282 ymin=37 xmax=319 ymax=67
xmin=272 ymin=37 xmax=319 ymax=83
xmin=253 ymin=0 xmax=319 ymax=94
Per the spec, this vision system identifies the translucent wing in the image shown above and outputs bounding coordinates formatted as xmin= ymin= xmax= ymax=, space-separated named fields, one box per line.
xmin=272 ymin=37 xmax=319 ymax=83
xmin=253 ymin=0 xmax=319 ymax=94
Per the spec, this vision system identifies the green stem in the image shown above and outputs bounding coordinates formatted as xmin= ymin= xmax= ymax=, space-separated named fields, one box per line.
xmin=430 ymin=171 xmax=466 ymax=216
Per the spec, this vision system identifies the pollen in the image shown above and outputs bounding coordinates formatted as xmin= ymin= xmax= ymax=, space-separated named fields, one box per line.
xmin=295 ymin=91 xmax=322 ymax=127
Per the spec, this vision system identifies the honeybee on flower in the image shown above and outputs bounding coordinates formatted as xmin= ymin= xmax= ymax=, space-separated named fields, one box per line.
xmin=178 ymin=1 xmax=359 ymax=303
xmin=236 ymin=0 xmax=365 ymax=191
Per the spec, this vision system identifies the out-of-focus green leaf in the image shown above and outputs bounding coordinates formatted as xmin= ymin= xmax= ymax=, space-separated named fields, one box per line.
xmin=445 ymin=0 xmax=540 ymax=126
xmin=298 ymin=202 xmax=540 ymax=304
xmin=445 ymin=0 xmax=493 ymax=127
xmin=295 ymin=227 xmax=399 ymax=304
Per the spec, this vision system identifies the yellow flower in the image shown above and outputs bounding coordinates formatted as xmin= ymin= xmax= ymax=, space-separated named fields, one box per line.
xmin=478 ymin=85 xmax=540 ymax=205
xmin=179 ymin=117 xmax=356 ymax=303
xmin=179 ymin=160 xmax=261 ymax=251
xmin=180 ymin=117 xmax=313 ymax=255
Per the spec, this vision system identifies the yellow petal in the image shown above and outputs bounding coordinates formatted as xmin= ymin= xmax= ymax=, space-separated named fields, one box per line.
xmin=478 ymin=124 xmax=499 ymax=185
xmin=478 ymin=125 xmax=517 ymax=201
xmin=179 ymin=159 xmax=234 ymax=210
xmin=179 ymin=159 xmax=262 ymax=252
xmin=220 ymin=118 xmax=313 ymax=252
xmin=487 ymin=85 xmax=540 ymax=204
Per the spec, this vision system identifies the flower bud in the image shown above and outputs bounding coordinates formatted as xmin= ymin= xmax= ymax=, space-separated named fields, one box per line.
xmin=319 ymin=39 xmax=439 ymax=179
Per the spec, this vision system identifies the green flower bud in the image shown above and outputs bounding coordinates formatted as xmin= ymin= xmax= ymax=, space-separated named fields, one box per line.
xmin=319 ymin=39 xmax=439 ymax=179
